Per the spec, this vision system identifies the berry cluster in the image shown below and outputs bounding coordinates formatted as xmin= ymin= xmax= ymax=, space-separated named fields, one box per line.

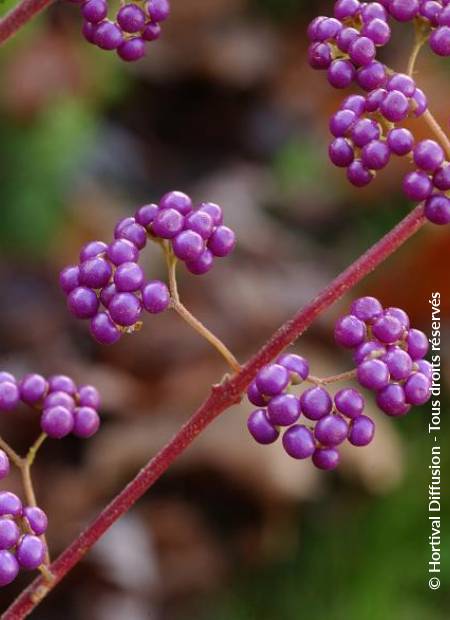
xmin=74 ymin=0 xmax=170 ymax=62
xmin=308 ymin=1 xmax=450 ymax=226
xmin=246 ymin=296 xmax=431 ymax=471
xmin=60 ymin=191 xmax=236 ymax=345
xmin=335 ymin=296 xmax=432 ymax=415
xmin=0 ymin=487 xmax=49 ymax=587
xmin=0 ymin=372 xmax=101 ymax=439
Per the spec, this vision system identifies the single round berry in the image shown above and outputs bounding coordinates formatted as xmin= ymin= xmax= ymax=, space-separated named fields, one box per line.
xmin=78 ymin=384 xmax=101 ymax=409
xmin=350 ymin=296 xmax=383 ymax=323
xmin=94 ymin=21 xmax=124 ymax=50
xmin=0 ymin=450 xmax=10 ymax=481
xmin=23 ymin=507 xmax=48 ymax=536
xmin=44 ymin=391 xmax=75 ymax=412
xmin=308 ymin=42 xmax=332 ymax=70
xmin=361 ymin=2 xmax=387 ymax=22
xmin=0 ymin=519 xmax=20 ymax=550
xmin=337 ymin=27 xmax=360 ymax=53
xmin=59 ymin=265 xmax=80 ymax=294
xmin=416 ymin=360 xmax=432 ymax=380
xmin=328 ymin=59 xmax=355 ymax=88
xmin=152 ymin=208 xmax=184 ymax=239
xmin=82 ymin=0 xmax=107 ymax=23
xmin=0 ymin=551 xmax=19 ymax=587
xmin=0 ymin=372 xmax=16 ymax=384
xmin=414 ymin=140 xmax=445 ymax=173
xmin=48 ymin=375 xmax=76 ymax=396
xmin=68 ymin=287 xmax=99 ymax=319
xmin=329 ymin=138 xmax=354 ymax=167
xmin=117 ymin=222 xmax=147 ymax=250
xmin=80 ymin=241 xmax=108 ymax=262
xmin=276 ymin=353 xmax=310 ymax=383
xmin=352 ymin=118 xmax=380 ymax=148
xmin=73 ymin=407 xmax=101 ymax=438
xmin=100 ymin=283 xmax=117 ymax=308
xmin=372 ymin=314 xmax=404 ymax=344
xmin=118 ymin=38 xmax=146 ymax=62
xmin=114 ymin=262 xmax=144 ymax=292
xmin=358 ymin=64 xmax=387 ymax=96
xmin=256 ymin=364 xmax=289 ymax=397
xmin=41 ymin=406 xmax=74 ymax=438
xmin=247 ymin=382 xmax=267 ymax=407
xmin=147 ymin=0 xmax=170 ymax=22
xmin=267 ymin=394 xmax=301 ymax=426
xmin=341 ymin=94 xmax=366 ymax=116
xmin=388 ymin=0 xmax=419 ymax=22
xmin=117 ymin=4 xmax=146 ymax=33
xmin=307 ymin=16 xmax=327 ymax=42
xmin=334 ymin=388 xmax=365 ymax=419
xmin=387 ymin=128 xmax=414 ymax=156
xmin=365 ymin=87 xmax=387 ymax=112
xmin=329 ymin=109 xmax=357 ymax=138
xmin=430 ymin=26 xmax=450 ymax=56
xmin=361 ymin=19 xmax=391 ymax=46
xmin=347 ymin=160 xmax=374 ymax=187
xmin=90 ymin=312 xmax=122 ymax=345
xmin=425 ymin=194 xmax=450 ymax=225
xmin=115 ymin=217 xmax=136 ymax=239
xmin=412 ymin=88 xmax=427 ymax=117
xmin=387 ymin=73 xmax=415 ymax=97
xmin=160 ymin=191 xmax=193 ymax=215
xmin=433 ymin=164 xmax=450 ymax=191
xmin=312 ymin=447 xmax=340 ymax=470
xmin=334 ymin=0 xmax=360 ymax=20
xmin=143 ymin=23 xmax=161 ymax=41
xmin=208 ymin=226 xmax=236 ymax=257
xmin=107 ymin=239 xmax=139 ymax=266
xmin=420 ymin=1 xmax=442 ymax=25
xmin=135 ymin=203 xmax=159 ymax=227
xmin=0 ymin=381 xmax=20 ymax=412
xmin=380 ymin=90 xmax=409 ymax=122
xmin=382 ymin=347 xmax=413 ymax=381
xmin=406 ymin=329 xmax=429 ymax=360
xmin=282 ymin=425 xmax=316 ymax=459
xmin=376 ymin=383 xmax=409 ymax=416
xmin=173 ymin=230 xmax=204 ymax=261
xmin=300 ymin=387 xmax=333 ymax=420
xmin=0 ymin=492 xmax=22 ymax=517
xmin=384 ymin=307 xmax=410 ymax=330
xmin=361 ymin=140 xmax=390 ymax=170
xmin=353 ymin=340 xmax=386 ymax=365
xmin=142 ymin=281 xmax=170 ymax=314
xmin=79 ymin=257 xmax=112 ymax=289
xmin=19 ymin=374 xmax=48 ymax=405
xmin=348 ymin=415 xmax=375 ymax=446
xmin=186 ymin=249 xmax=214 ymax=275
xmin=16 ymin=535 xmax=45 ymax=570
xmin=357 ymin=359 xmax=390 ymax=390
xmin=247 ymin=409 xmax=279 ymax=445
xmin=315 ymin=17 xmax=342 ymax=42
xmin=334 ymin=314 xmax=366 ymax=348
xmin=184 ymin=210 xmax=214 ymax=239
xmin=315 ymin=414 xmax=348 ymax=447
xmin=349 ymin=37 xmax=376 ymax=66
xmin=403 ymin=171 xmax=433 ymax=201
xmin=109 ymin=293 xmax=142 ymax=327
xmin=404 ymin=373 xmax=431 ymax=405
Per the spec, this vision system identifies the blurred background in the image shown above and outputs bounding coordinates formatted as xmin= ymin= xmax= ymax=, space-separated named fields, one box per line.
xmin=0 ymin=0 xmax=449 ymax=618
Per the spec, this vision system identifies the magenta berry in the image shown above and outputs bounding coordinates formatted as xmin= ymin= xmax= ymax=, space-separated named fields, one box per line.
xmin=282 ymin=425 xmax=316 ymax=459
xmin=247 ymin=409 xmax=279 ymax=445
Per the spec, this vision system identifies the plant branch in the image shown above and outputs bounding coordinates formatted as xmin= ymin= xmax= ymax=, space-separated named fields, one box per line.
xmin=0 ymin=0 xmax=54 ymax=46
xmin=307 ymin=369 xmax=357 ymax=386
xmin=164 ymin=244 xmax=241 ymax=373
xmin=3 ymin=204 xmax=426 ymax=619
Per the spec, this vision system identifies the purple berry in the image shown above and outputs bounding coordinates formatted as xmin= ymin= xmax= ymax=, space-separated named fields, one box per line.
xmin=382 ymin=347 xmax=413 ymax=380
xmin=0 ymin=519 xmax=20 ymax=550
xmin=118 ymin=38 xmax=146 ymax=62
xmin=0 ymin=450 xmax=10 ymax=480
xmin=247 ymin=409 xmax=279 ymax=445
xmin=276 ymin=353 xmax=310 ymax=383
xmin=19 ymin=374 xmax=48 ymax=405
xmin=350 ymin=296 xmax=383 ymax=323
xmin=114 ymin=262 xmax=144 ymax=292
xmin=78 ymin=384 xmax=101 ymax=409
xmin=430 ymin=26 xmax=450 ymax=56
xmin=0 ymin=551 xmax=19 ymax=586
xmin=312 ymin=447 xmax=340 ymax=470
xmin=315 ymin=414 xmax=348 ymax=447
xmin=135 ymin=203 xmax=159 ymax=227
xmin=328 ymin=59 xmax=355 ymax=88
xmin=372 ymin=314 xmax=404 ymax=343
xmin=403 ymin=171 xmax=433 ymax=201
xmin=117 ymin=4 xmax=146 ymax=33
xmin=247 ymin=381 xmax=267 ymax=407
xmin=147 ymin=0 xmax=170 ymax=22
xmin=142 ymin=280 xmax=170 ymax=314
xmin=334 ymin=314 xmax=366 ymax=348
xmin=41 ymin=406 xmax=74 ymax=438
xmin=376 ymin=383 xmax=409 ymax=416
xmin=82 ymin=0 xmax=107 ymax=23
xmin=0 ymin=372 xmax=15 ymax=384
xmin=425 ymin=194 xmax=450 ymax=225
xmin=329 ymin=109 xmax=357 ymax=138
xmin=267 ymin=394 xmax=301 ymax=426
xmin=361 ymin=140 xmax=391 ymax=170
xmin=208 ymin=226 xmax=236 ymax=257
xmin=347 ymin=160 xmax=374 ymax=187
xmin=73 ymin=407 xmax=100 ymax=438
xmin=384 ymin=307 xmax=410 ymax=330
xmin=23 ymin=507 xmax=48 ymax=536
xmin=334 ymin=388 xmax=365 ymax=419
xmin=186 ymin=249 xmax=214 ymax=275
xmin=68 ymin=287 xmax=99 ymax=319
xmin=0 ymin=381 xmax=20 ymax=412
xmin=388 ymin=0 xmax=419 ymax=22
xmin=315 ymin=17 xmax=342 ymax=41
xmin=387 ymin=128 xmax=414 ymax=156
xmin=365 ymin=87 xmax=387 ymax=112
xmin=300 ymin=386 xmax=333 ymax=420
xmin=411 ymin=88 xmax=427 ymax=117
xmin=362 ymin=19 xmax=391 ymax=46
xmin=79 ymin=257 xmax=112 ymax=289
xmin=94 ymin=21 xmax=124 ymax=50
xmin=406 ymin=329 xmax=429 ymax=360
xmin=100 ymin=283 xmax=117 ymax=308
xmin=173 ymin=230 xmax=204 ymax=261
xmin=348 ymin=415 xmax=375 ymax=446
xmin=60 ymin=265 xmax=80 ymax=294
xmin=414 ymin=140 xmax=445 ymax=173
xmin=353 ymin=340 xmax=386 ymax=365
xmin=416 ymin=360 xmax=432 ymax=380
xmin=0 ymin=492 xmax=22 ymax=517
xmin=404 ymin=372 xmax=431 ymax=405
xmin=109 ymin=293 xmax=142 ymax=326
xmin=282 ymin=425 xmax=316 ymax=459
xmin=352 ymin=118 xmax=380 ymax=148
xmin=90 ymin=312 xmax=122 ymax=345
xmin=48 ymin=375 xmax=76 ymax=396
xmin=160 ymin=191 xmax=193 ymax=215
xmin=349 ymin=37 xmax=376 ymax=66
xmin=308 ymin=42 xmax=333 ymax=70
xmin=357 ymin=359 xmax=390 ymax=390
xmin=256 ymin=364 xmax=289 ymax=397
xmin=152 ymin=208 xmax=184 ymax=239
xmin=107 ymin=239 xmax=139 ymax=266
xmin=329 ymin=138 xmax=354 ymax=167
xmin=433 ymin=164 xmax=450 ymax=191
xmin=307 ymin=16 xmax=327 ymax=42
xmin=184 ymin=210 xmax=214 ymax=239
xmin=143 ymin=22 xmax=161 ymax=41
xmin=380 ymin=90 xmax=409 ymax=122
xmin=337 ymin=27 xmax=360 ymax=53
xmin=357 ymin=61 xmax=387 ymax=90
xmin=387 ymin=73 xmax=415 ymax=96
xmin=334 ymin=0 xmax=360 ymax=20
xmin=341 ymin=94 xmax=366 ymax=116
xmin=117 ymin=222 xmax=147 ymax=249
xmin=44 ymin=391 xmax=75 ymax=412
xmin=16 ymin=535 xmax=45 ymax=570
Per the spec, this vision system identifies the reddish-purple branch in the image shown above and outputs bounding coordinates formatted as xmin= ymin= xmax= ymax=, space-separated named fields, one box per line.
xmin=0 ymin=0 xmax=53 ymax=45
xmin=3 ymin=204 xmax=426 ymax=619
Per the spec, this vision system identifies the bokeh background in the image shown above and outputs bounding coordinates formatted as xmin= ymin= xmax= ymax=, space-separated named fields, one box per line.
xmin=0 ymin=0 xmax=449 ymax=618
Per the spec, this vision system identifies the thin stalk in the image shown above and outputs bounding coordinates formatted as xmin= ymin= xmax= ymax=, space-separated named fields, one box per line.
xmin=3 ymin=204 xmax=426 ymax=620
xmin=0 ymin=0 xmax=54 ymax=45
xmin=0 ymin=436 xmax=22 ymax=468
xmin=307 ymin=369 xmax=357 ymax=386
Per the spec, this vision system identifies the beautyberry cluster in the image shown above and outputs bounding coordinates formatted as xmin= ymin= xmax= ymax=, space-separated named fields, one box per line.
xmin=73 ymin=0 xmax=170 ymax=61
xmin=60 ymin=191 xmax=236 ymax=345
xmin=247 ymin=354 xmax=375 ymax=471
xmin=0 ymin=372 xmax=101 ymax=439
xmin=308 ymin=1 xmax=450 ymax=226
xmin=0 ymin=485 xmax=49 ymax=587
xmin=247 ymin=296 xmax=431 ymax=471
xmin=335 ymin=296 xmax=432 ymax=415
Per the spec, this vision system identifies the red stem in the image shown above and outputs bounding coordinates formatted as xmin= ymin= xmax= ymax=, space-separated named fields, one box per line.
xmin=3 ymin=204 xmax=426 ymax=619
xmin=0 ymin=0 xmax=53 ymax=45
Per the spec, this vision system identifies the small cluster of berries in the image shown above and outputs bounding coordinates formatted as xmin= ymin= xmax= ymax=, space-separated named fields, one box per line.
xmin=0 ymin=484 xmax=49 ymax=587
xmin=335 ymin=296 xmax=432 ymax=415
xmin=246 ymin=297 xmax=431 ymax=471
xmin=60 ymin=191 xmax=236 ymax=345
xmin=0 ymin=372 xmax=100 ymax=439
xmin=73 ymin=0 xmax=170 ymax=62
xmin=308 ymin=1 xmax=450 ymax=226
